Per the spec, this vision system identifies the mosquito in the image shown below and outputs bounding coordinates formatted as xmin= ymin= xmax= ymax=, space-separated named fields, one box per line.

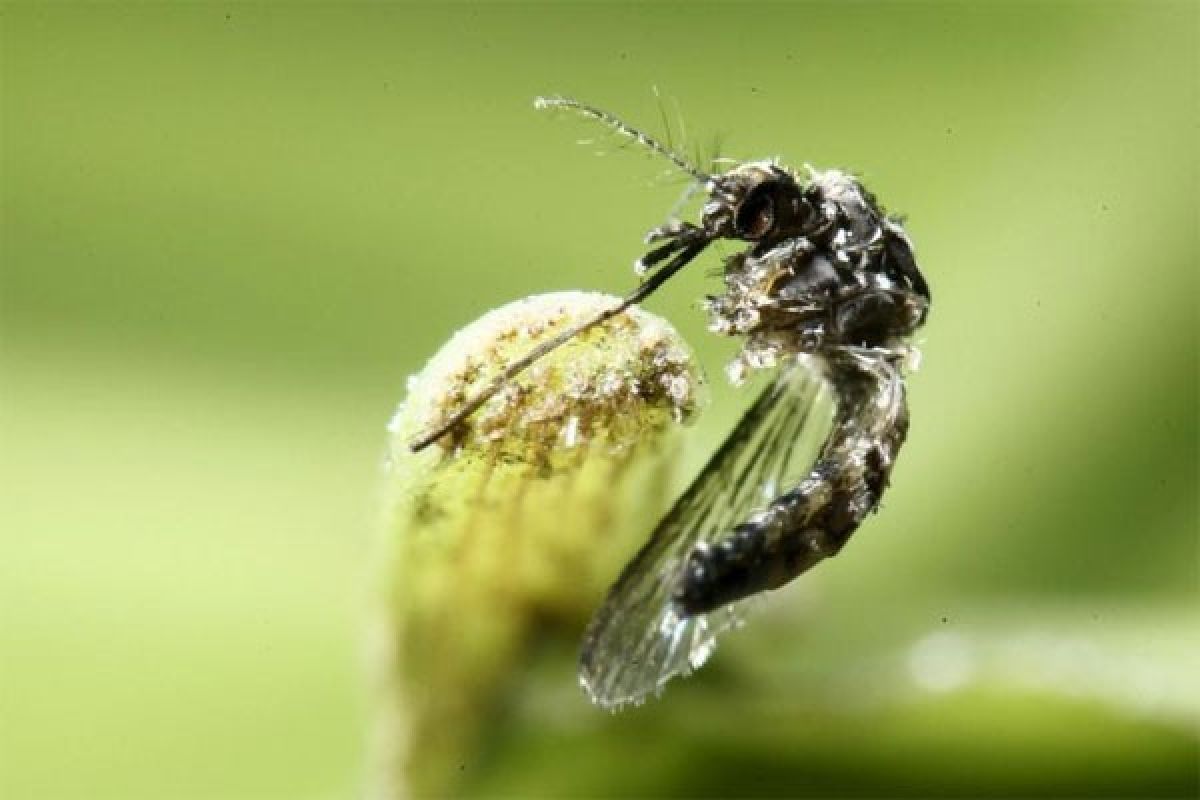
xmin=409 ymin=96 xmax=931 ymax=710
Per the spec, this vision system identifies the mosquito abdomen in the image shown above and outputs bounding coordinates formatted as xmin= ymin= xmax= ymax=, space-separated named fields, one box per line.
xmin=674 ymin=356 xmax=909 ymax=617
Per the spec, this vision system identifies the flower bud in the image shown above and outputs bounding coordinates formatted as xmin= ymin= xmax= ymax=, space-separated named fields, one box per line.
xmin=370 ymin=291 xmax=702 ymax=797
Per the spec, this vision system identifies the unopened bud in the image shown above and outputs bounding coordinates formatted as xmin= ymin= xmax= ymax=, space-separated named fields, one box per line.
xmin=369 ymin=291 xmax=702 ymax=798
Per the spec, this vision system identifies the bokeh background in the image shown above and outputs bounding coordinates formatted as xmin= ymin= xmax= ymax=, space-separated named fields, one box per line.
xmin=2 ymin=3 xmax=1196 ymax=798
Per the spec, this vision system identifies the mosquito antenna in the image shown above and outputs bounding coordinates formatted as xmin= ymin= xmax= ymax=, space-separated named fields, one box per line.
xmin=409 ymin=235 xmax=710 ymax=453
xmin=535 ymin=95 xmax=710 ymax=183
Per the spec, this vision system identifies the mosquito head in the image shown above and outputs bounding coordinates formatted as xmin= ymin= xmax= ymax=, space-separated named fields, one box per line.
xmin=699 ymin=161 xmax=821 ymax=244
xmin=635 ymin=161 xmax=827 ymax=276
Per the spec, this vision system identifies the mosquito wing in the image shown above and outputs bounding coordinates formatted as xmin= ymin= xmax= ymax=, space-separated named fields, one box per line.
xmin=579 ymin=359 xmax=832 ymax=709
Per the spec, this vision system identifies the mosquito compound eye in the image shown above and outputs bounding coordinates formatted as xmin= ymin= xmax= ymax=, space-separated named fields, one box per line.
xmin=734 ymin=184 xmax=776 ymax=240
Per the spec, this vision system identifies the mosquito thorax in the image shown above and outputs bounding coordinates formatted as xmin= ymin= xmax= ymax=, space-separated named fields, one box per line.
xmin=698 ymin=160 xmax=928 ymax=383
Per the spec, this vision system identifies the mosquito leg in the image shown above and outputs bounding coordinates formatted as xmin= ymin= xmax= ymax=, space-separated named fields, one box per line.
xmin=637 ymin=221 xmax=704 ymax=275
xmin=644 ymin=218 xmax=696 ymax=245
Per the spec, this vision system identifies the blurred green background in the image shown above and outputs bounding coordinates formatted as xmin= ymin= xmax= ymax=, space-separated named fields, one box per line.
xmin=2 ymin=3 xmax=1196 ymax=798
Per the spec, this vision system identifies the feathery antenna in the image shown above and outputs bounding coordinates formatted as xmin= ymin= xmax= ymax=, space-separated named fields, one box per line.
xmin=535 ymin=95 xmax=710 ymax=183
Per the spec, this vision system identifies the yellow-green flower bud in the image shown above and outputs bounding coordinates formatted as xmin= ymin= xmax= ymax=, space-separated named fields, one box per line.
xmin=370 ymin=291 xmax=702 ymax=798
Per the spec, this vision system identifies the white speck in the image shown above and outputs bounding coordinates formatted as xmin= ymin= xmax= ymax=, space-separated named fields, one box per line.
xmin=688 ymin=637 xmax=716 ymax=670
xmin=663 ymin=374 xmax=690 ymax=406
xmin=725 ymin=359 xmax=747 ymax=386
xmin=658 ymin=606 xmax=683 ymax=636
xmin=904 ymin=347 xmax=923 ymax=373
xmin=562 ymin=415 xmax=580 ymax=447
